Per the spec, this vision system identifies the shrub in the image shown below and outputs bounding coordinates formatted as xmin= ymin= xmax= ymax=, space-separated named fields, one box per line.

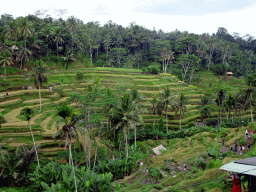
xmin=249 ymin=122 xmax=256 ymax=132
xmin=0 ymin=115 xmax=6 ymax=126
xmin=146 ymin=65 xmax=160 ymax=74
xmin=76 ymin=71 xmax=84 ymax=80
xmin=148 ymin=167 xmax=163 ymax=180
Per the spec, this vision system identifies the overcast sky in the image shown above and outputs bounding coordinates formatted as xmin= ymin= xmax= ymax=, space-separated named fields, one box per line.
xmin=1 ymin=0 xmax=256 ymax=37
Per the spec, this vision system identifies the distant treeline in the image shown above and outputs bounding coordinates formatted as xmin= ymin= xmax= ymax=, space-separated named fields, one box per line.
xmin=0 ymin=13 xmax=256 ymax=81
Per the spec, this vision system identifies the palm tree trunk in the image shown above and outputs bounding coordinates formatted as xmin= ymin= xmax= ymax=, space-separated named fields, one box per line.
xmin=93 ymin=147 xmax=98 ymax=171
xmin=251 ymin=95 xmax=254 ymax=122
xmin=69 ymin=143 xmax=78 ymax=192
xmin=180 ymin=112 xmax=182 ymax=131
xmin=125 ymin=129 xmax=128 ymax=158
xmin=4 ymin=66 xmax=6 ymax=81
xmin=64 ymin=132 xmax=68 ymax=151
xmin=166 ymin=107 xmax=168 ymax=133
xmin=57 ymin=42 xmax=58 ymax=57
xmin=153 ymin=115 xmax=155 ymax=131
xmin=134 ymin=124 xmax=136 ymax=148
xmin=29 ymin=124 xmax=40 ymax=168
xmin=39 ymin=84 xmax=41 ymax=112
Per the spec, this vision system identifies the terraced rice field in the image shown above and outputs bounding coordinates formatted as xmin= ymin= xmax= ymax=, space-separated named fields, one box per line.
xmin=0 ymin=67 xmax=251 ymax=157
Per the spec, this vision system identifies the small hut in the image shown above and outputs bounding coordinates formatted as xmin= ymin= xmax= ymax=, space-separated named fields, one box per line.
xmin=226 ymin=71 xmax=233 ymax=78
xmin=152 ymin=144 xmax=166 ymax=155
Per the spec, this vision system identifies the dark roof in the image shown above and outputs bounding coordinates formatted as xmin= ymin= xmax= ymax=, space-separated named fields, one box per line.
xmin=234 ymin=157 xmax=256 ymax=166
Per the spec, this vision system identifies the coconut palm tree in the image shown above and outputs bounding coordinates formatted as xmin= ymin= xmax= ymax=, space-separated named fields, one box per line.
xmin=0 ymin=34 xmax=12 ymax=55
xmin=149 ymin=94 xmax=159 ymax=131
xmin=130 ymin=88 xmax=146 ymax=147
xmin=53 ymin=103 xmax=80 ymax=151
xmin=19 ymin=18 xmax=33 ymax=68
xmin=32 ymin=60 xmax=47 ymax=113
xmin=20 ymin=107 xmax=40 ymax=168
xmin=62 ymin=49 xmax=76 ymax=69
xmin=244 ymin=74 xmax=256 ymax=122
xmin=111 ymin=93 xmax=139 ymax=158
xmin=52 ymin=26 xmax=64 ymax=57
xmin=199 ymin=93 xmax=214 ymax=123
xmin=158 ymin=87 xmax=177 ymax=133
xmin=176 ymin=93 xmax=188 ymax=131
xmin=0 ymin=50 xmax=13 ymax=81
xmin=4 ymin=20 xmax=19 ymax=46
xmin=215 ymin=89 xmax=226 ymax=124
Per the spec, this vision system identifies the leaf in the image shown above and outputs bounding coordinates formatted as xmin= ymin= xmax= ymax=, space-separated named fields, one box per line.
xmin=41 ymin=181 xmax=51 ymax=191
xmin=86 ymin=180 xmax=90 ymax=188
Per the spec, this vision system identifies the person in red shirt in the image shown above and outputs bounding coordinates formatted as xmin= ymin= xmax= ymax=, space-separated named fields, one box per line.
xmin=231 ymin=173 xmax=242 ymax=192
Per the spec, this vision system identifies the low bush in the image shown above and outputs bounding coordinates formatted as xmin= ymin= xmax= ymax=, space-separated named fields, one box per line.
xmin=76 ymin=71 xmax=84 ymax=80
xmin=147 ymin=167 xmax=163 ymax=180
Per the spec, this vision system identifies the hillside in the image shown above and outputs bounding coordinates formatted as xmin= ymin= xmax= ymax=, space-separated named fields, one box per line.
xmin=0 ymin=65 xmax=255 ymax=191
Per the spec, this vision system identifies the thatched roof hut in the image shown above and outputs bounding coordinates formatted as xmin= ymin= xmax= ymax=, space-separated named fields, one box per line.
xmin=152 ymin=144 xmax=166 ymax=155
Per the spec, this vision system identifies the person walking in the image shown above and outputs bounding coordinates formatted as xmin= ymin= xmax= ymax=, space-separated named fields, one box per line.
xmin=245 ymin=130 xmax=249 ymax=137
xmin=234 ymin=142 xmax=238 ymax=152
xmin=248 ymin=144 xmax=251 ymax=151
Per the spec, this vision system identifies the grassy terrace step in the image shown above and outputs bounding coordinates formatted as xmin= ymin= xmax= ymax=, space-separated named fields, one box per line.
xmin=0 ymin=89 xmax=49 ymax=97
xmin=0 ymin=131 xmax=41 ymax=136
xmin=0 ymin=125 xmax=42 ymax=133
xmin=0 ymin=98 xmax=21 ymax=106
xmin=23 ymin=98 xmax=48 ymax=104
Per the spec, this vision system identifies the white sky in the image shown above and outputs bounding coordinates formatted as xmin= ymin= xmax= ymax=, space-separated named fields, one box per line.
xmin=1 ymin=0 xmax=256 ymax=38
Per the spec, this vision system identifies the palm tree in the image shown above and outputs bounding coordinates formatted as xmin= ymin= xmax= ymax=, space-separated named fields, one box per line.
xmin=223 ymin=94 xmax=235 ymax=122
xmin=158 ymin=87 xmax=176 ymax=133
xmin=0 ymin=50 xmax=13 ymax=81
xmin=0 ymin=34 xmax=12 ymax=55
xmin=199 ymin=93 xmax=214 ymax=123
xmin=4 ymin=20 xmax=19 ymax=46
xmin=20 ymin=107 xmax=40 ymax=168
xmin=176 ymin=93 xmax=188 ymax=131
xmin=111 ymin=93 xmax=139 ymax=158
xmin=215 ymin=90 xmax=226 ymax=124
xmin=62 ymin=49 xmax=76 ymax=69
xmin=19 ymin=18 xmax=33 ymax=68
xmin=130 ymin=88 xmax=146 ymax=148
xmin=52 ymin=26 xmax=64 ymax=57
xmin=53 ymin=103 xmax=80 ymax=151
xmin=32 ymin=60 xmax=47 ymax=113
xmin=149 ymin=94 xmax=160 ymax=131
xmin=244 ymin=74 xmax=256 ymax=122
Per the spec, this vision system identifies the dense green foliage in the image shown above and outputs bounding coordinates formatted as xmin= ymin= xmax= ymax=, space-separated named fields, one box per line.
xmin=0 ymin=13 xmax=256 ymax=81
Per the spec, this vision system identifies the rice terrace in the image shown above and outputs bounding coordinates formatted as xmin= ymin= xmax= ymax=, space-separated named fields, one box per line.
xmin=1 ymin=12 xmax=256 ymax=192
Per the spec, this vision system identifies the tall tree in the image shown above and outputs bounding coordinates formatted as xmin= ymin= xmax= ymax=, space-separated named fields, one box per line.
xmin=176 ymin=93 xmax=188 ymax=131
xmin=0 ymin=50 xmax=13 ymax=81
xmin=32 ymin=60 xmax=47 ymax=113
xmin=215 ymin=90 xmax=226 ymax=124
xmin=158 ymin=87 xmax=176 ymax=133
xmin=111 ymin=93 xmax=139 ymax=158
xmin=52 ymin=26 xmax=64 ymax=57
xmin=244 ymin=74 xmax=256 ymax=122
xmin=19 ymin=17 xmax=33 ymax=68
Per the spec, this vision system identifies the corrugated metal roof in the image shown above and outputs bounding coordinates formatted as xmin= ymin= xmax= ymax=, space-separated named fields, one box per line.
xmin=234 ymin=157 xmax=256 ymax=166
xmin=220 ymin=162 xmax=256 ymax=176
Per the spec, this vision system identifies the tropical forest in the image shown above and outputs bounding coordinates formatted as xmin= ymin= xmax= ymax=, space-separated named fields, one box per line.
xmin=1 ymin=13 xmax=256 ymax=191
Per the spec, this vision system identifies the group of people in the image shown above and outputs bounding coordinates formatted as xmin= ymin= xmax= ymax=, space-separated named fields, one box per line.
xmin=245 ymin=129 xmax=253 ymax=137
xmin=3 ymin=92 xmax=8 ymax=97
xmin=230 ymin=141 xmax=250 ymax=155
